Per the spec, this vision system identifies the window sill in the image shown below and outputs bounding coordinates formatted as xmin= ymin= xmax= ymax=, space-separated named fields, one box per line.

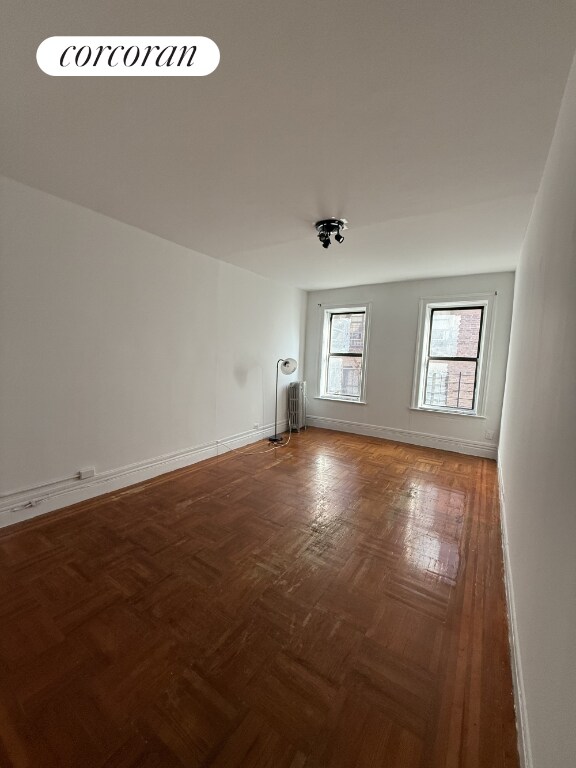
xmin=409 ymin=406 xmax=486 ymax=419
xmin=315 ymin=396 xmax=367 ymax=405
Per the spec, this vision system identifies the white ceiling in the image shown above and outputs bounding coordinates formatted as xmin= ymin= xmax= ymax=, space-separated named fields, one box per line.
xmin=2 ymin=1 xmax=576 ymax=290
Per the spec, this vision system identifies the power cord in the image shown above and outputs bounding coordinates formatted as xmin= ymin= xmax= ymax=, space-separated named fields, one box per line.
xmin=216 ymin=411 xmax=297 ymax=458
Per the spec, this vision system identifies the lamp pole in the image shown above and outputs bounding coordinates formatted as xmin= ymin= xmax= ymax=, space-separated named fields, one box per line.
xmin=269 ymin=358 xmax=298 ymax=444
xmin=269 ymin=359 xmax=283 ymax=444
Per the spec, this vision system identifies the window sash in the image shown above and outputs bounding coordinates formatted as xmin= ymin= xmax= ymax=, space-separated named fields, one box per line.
xmin=325 ymin=354 xmax=363 ymax=398
xmin=422 ymin=305 xmax=485 ymax=412
xmin=428 ymin=306 xmax=484 ymax=360
xmin=328 ymin=311 xmax=366 ymax=354
xmin=423 ymin=359 xmax=479 ymax=410
xmin=322 ymin=309 xmax=367 ymax=400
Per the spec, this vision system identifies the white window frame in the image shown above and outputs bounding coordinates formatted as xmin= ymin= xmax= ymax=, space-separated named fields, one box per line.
xmin=317 ymin=303 xmax=370 ymax=403
xmin=411 ymin=293 xmax=496 ymax=417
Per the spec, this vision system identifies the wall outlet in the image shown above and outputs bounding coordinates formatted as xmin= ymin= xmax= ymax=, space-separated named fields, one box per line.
xmin=78 ymin=467 xmax=95 ymax=480
xmin=253 ymin=423 xmax=259 ymax=430
xmin=484 ymin=429 xmax=496 ymax=441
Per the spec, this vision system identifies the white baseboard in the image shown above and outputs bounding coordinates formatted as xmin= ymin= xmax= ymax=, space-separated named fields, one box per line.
xmin=497 ymin=459 xmax=532 ymax=768
xmin=0 ymin=421 xmax=286 ymax=529
xmin=306 ymin=415 xmax=498 ymax=459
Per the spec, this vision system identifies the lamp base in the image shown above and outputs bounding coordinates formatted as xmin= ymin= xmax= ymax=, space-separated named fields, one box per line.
xmin=268 ymin=435 xmax=284 ymax=444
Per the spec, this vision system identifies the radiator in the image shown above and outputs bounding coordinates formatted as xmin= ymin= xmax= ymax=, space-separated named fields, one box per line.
xmin=288 ymin=381 xmax=306 ymax=432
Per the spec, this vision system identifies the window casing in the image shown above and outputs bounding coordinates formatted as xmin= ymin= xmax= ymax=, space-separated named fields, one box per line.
xmin=319 ymin=305 xmax=369 ymax=402
xmin=412 ymin=295 xmax=495 ymax=416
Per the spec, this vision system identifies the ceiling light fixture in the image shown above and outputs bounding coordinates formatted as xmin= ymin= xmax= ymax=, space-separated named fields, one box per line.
xmin=315 ymin=218 xmax=348 ymax=249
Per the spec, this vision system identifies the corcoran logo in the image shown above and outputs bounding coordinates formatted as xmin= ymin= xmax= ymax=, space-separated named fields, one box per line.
xmin=36 ymin=36 xmax=220 ymax=76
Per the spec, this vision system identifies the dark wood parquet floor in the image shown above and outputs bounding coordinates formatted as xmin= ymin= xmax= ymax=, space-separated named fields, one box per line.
xmin=0 ymin=429 xmax=519 ymax=768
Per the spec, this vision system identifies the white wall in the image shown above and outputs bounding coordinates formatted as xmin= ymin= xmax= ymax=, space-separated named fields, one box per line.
xmin=0 ymin=176 xmax=305 ymax=525
xmin=499 ymin=58 xmax=576 ymax=768
xmin=304 ymin=273 xmax=514 ymax=457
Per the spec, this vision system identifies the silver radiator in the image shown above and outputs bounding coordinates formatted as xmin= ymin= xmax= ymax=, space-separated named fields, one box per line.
xmin=288 ymin=381 xmax=306 ymax=432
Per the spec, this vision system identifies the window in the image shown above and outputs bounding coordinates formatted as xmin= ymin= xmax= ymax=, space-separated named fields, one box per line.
xmin=412 ymin=295 xmax=495 ymax=416
xmin=319 ymin=305 xmax=369 ymax=402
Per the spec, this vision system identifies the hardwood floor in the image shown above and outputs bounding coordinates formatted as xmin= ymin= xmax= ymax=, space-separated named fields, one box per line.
xmin=0 ymin=429 xmax=519 ymax=767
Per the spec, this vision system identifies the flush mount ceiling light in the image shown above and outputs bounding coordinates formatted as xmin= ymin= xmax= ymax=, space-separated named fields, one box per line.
xmin=315 ymin=218 xmax=348 ymax=249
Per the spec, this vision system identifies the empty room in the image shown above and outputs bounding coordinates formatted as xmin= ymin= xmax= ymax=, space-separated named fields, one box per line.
xmin=1 ymin=2 xmax=575 ymax=767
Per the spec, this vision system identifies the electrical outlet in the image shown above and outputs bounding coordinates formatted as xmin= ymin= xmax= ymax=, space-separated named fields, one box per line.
xmin=484 ymin=429 xmax=496 ymax=441
xmin=78 ymin=467 xmax=95 ymax=480
xmin=253 ymin=423 xmax=259 ymax=430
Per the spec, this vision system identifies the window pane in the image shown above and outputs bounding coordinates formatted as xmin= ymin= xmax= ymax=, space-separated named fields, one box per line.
xmin=330 ymin=313 xmax=365 ymax=354
xmin=327 ymin=356 xmax=362 ymax=398
xmin=429 ymin=308 xmax=483 ymax=358
xmin=424 ymin=360 xmax=477 ymax=409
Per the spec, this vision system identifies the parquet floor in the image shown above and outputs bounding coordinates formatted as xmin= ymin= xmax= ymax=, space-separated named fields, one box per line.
xmin=0 ymin=429 xmax=519 ymax=767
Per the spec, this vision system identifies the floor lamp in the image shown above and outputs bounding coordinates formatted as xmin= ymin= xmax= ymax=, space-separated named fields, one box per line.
xmin=269 ymin=357 xmax=298 ymax=443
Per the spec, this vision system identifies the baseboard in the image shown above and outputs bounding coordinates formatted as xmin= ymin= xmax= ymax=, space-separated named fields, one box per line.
xmin=306 ymin=415 xmax=498 ymax=459
xmin=497 ymin=458 xmax=532 ymax=768
xmin=0 ymin=421 xmax=286 ymax=529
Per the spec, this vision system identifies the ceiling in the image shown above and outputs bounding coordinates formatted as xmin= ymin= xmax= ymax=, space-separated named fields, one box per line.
xmin=2 ymin=1 xmax=576 ymax=290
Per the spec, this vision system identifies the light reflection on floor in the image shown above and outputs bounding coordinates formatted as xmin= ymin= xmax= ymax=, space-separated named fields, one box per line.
xmin=400 ymin=479 xmax=463 ymax=582
xmin=294 ymin=450 xmax=465 ymax=585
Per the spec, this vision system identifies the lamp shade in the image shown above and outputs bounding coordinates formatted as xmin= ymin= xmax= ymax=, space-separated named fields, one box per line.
xmin=280 ymin=358 xmax=297 ymax=375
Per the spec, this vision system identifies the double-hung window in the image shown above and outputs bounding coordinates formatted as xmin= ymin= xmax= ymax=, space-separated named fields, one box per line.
xmin=412 ymin=295 xmax=495 ymax=416
xmin=319 ymin=305 xmax=369 ymax=402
